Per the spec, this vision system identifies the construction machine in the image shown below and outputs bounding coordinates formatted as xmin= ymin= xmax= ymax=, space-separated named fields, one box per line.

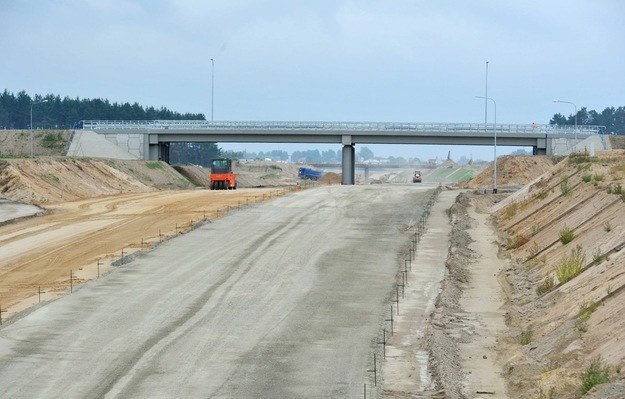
xmin=210 ymin=158 xmax=237 ymax=190
xmin=412 ymin=171 xmax=422 ymax=183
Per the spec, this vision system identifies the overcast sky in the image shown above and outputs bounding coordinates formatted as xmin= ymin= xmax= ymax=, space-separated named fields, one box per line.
xmin=2 ymin=1 xmax=624 ymax=160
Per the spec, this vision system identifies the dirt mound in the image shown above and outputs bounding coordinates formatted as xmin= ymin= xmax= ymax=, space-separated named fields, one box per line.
xmin=174 ymin=165 xmax=211 ymax=187
xmin=494 ymin=150 xmax=625 ymax=398
xmin=234 ymin=161 xmax=301 ymax=187
xmin=318 ymin=172 xmax=341 ymax=185
xmin=467 ymin=156 xmax=554 ymax=188
xmin=0 ymin=158 xmax=193 ymax=205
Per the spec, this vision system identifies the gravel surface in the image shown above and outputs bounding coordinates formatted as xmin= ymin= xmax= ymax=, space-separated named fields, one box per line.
xmin=0 ymin=185 xmax=433 ymax=398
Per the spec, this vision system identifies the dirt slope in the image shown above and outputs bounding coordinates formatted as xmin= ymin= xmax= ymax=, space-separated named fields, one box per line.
xmin=495 ymin=150 xmax=625 ymax=398
xmin=0 ymin=158 xmax=192 ymax=204
xmin=467 ymin=155 xmax=555 ymax=188
xmin=0 ymin=130 xmax=71 ymax=157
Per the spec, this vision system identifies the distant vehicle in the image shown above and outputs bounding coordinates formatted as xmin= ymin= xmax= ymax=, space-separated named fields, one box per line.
xmin=412 ymin=171 xmax=422 ymax=183
xmin=209 ymin=158 xmax=237 ymax=190
xmin=298 ymin=167 xmax=324 ymax=181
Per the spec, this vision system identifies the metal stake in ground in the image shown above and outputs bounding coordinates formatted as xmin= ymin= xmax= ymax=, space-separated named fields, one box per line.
xmin=395 ymin=285 xmax=400 ymax=314
xmin=0 ymin=304 xmax=6 ymax=325
xmin=377 ymin=329 xmax=387 ymax=359
xmin=97 ymin=259 xmax=102 ymax=278
xmin=38 ymin=286 xmax=46 ymax=303
xmin=367 ymin=353 xmax=377 ymax=386
xmin=386 ymin=305 xmax=394 ymax=335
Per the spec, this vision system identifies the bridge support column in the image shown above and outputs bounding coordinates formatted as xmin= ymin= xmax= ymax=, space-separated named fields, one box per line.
xmin=341 ymin=142 xmax=355 ymax=185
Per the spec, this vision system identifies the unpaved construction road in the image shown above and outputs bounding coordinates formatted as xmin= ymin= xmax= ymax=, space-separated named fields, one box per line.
xmin=0 ymin=188 xmax=286 ymax=316
xmin=0 ymin=185 xmax=434 ymax=398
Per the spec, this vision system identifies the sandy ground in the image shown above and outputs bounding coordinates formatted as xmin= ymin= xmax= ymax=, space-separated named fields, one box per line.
xmin=0 ymin=187 xmax=291 ymax=320
xmin=460 ymin=206 xmax=507 ymax=397
xmin=0 ymin=185 xmax=432 ymax=398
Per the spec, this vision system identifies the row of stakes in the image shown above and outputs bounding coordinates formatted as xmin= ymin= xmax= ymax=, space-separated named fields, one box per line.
xmin=0 ymin=189 xmax=298 ymax=326
xmin=363 ymin=187 xmax=442 ymax=398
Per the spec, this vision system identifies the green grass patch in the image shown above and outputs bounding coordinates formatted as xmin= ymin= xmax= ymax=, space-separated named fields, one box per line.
xmin=520 ymin=328 xmax=533 ymax=345
xmin=582 ymin=174 xmax=592 ymax=183
xmin=559 ymin=226 xmax=575 ymax=244
xmin=146 ymin=161 xmax=164 ymax=170
xmin=569 ymin=153 xmax=598 ymax=164
xmin=581 ymin=356 xmax=610 ymax=395
xmin=42 ymin=172 xmax=60 ymax=184
xmin=536 ymin=190 xmax=549 ymax=200
xmin=594 ymin=173 xmax=605 ymax=182
xmin=556 ymin=245 xmax=585 ymax=284
xmin=579 ymin=300 xmax=599 ymax=323
xmin=560 ymin=177 xmax=572 ymax=196
xmin=592 ymin=248 xmax=604 ymax=265
xmin=41 ymin=132 xmax=65 ymax=149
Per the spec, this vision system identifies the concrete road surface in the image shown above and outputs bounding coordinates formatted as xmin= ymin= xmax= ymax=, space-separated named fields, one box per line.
xmin=0 ymin=185 xmax=433 ymax=398
xmin=0 ymin=199 xmax=41 ymax=224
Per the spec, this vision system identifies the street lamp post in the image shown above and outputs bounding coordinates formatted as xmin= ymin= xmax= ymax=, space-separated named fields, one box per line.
xmin=30 ymin=99 xmax=48 ymax=158
xmin=553 ymin=99 xmax=578 ymax=143
xmin=210 ymin=58 xmax=215 ymax=121
xmin=476 ymin=95 xmax=497 ymax=193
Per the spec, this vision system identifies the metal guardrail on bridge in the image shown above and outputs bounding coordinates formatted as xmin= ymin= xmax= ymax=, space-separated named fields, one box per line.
xmin=82 ymin=120 xmax=604 ymax=136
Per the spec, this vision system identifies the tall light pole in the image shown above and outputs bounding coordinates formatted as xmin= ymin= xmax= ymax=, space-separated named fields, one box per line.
xmin=553 ymin=99 xmax=578 ymax=143
xmin=210 ymin=58 xmax=215 ymax=121
xmin=30 ymin=99 xmax=48 ymax=158
xmin=484 ymin=61 xmax=489 ymax=127
xmin=476 ymin=96 xmax=497 ymax=193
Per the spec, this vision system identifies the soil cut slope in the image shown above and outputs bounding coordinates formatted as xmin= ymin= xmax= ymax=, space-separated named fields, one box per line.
xmin=495 ymin=150 xmax=625 ymax=398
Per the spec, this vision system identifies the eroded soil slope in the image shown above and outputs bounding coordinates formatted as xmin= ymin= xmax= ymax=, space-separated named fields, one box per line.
xmin=495 ymin=150 xmax=625 ymax=398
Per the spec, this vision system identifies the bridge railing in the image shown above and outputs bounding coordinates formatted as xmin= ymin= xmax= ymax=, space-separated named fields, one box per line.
xmin=81 ymin=120 xmax=604 ymax=135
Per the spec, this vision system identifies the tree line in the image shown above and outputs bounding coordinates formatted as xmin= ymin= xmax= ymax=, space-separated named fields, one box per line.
xmin=0 ymin=90 xmax=205 ymax=129
xmin=550 ymin=106 xmax=625 ymax=134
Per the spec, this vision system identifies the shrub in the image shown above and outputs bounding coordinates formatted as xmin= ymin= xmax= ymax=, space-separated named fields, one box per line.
xmin=579 ymin=300 xmax=599 ymax=323
xmin=592 ymin=248 xmax=604 ymax=265
xmin=581 ymin=174 xmax=592 ymax=182
xmin=560 ymin=177 xmax=572 ymax=196
xmin=536 ymin=190 xmax=549 ymax=200
xmin=604 ymin=222 xmax=612 ymax=232
xmin=536 ymin=276 xmax=554 ymax=295
xmin=559 ymin=226 xmax=575 ymax=244
xmin=594 ymin=173 xmax=605 ymax=182
xmin=606 ymin=184 xmax=613 ymax=194
xmin=41 ymin=132 xmax=64 ymax=149
xmin=556 ymin=245 xmax=585 ymax=284
xmin=506 ymin=234 xmax=530 ymax=250
xmin=615 ymin=183 xmax=623 ymax=195
xmin=520 ymin=328 xmax=533 ymax=345
xmin=580 ymin=356 xmax=610 ymax=395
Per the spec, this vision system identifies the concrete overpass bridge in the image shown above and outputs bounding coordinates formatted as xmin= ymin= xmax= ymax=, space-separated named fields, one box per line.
xmin=80 ymin=120 xmax=604 ymax=185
